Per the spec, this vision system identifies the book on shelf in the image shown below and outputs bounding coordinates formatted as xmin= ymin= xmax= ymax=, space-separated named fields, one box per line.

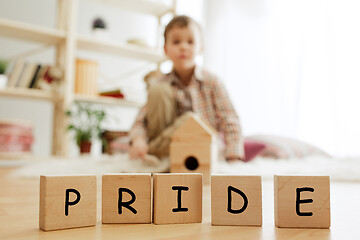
xmin=99 ymin=89 xmax=125 ymax=99
xmin=5 ymin=61 xmax=63 ymax=91
xmin=35 ymin=65 xmax=63 ymax=91
xmin=5 ymin=60 xmax=16 ymax=77
xmin=7 ymin=61 xmax=24 ymax=88
xmin=28 ymin=65 xmax=42 ymax=88
xmin=32 ymin=65 xmax=50 ymax=88
xmin=14 ymin=62 xmax=28 ymax=87
xmin=17 ymin=63 xmax=39 ymax=88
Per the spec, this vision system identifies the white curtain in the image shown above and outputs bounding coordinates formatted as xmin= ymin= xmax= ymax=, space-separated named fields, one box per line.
xmin=203 ymin=0 xmax=360 ymax=157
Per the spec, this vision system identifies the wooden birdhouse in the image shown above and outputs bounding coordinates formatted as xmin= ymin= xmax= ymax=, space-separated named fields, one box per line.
xmin=170 ymin=114 xmax=218 ymax=184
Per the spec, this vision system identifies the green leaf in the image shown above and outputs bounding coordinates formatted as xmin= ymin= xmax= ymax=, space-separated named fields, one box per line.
xmin=66 ymin=103 xmax=107 ymax=145
xmin=0 ymin=59 xmax=8 ymax=74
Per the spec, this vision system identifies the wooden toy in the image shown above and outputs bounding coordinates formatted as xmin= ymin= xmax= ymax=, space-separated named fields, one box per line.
xmin=211 ymin=175 xmax=262 ymax=226
xmin=38 ymin=173 xmax=333 ymax=230
xmin=170 ymin=114 xmax=218 ymax=184
xmin=102 ymin=174 xmax=152 ymax=223
xmin=274 ymin=175 xmax=331 ymax=228
xmin=39 ymin=175 xmax=97 ymax=231
xmin=153 ymin=173 xmax=202 ymax=224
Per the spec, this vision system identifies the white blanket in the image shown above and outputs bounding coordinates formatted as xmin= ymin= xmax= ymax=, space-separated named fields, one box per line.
xmin=7 ymin=154 xmax=360 ymax=182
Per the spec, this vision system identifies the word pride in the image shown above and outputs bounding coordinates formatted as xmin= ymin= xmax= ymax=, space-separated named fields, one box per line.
xmin=39 ymin=173 xmax=330 ymax=231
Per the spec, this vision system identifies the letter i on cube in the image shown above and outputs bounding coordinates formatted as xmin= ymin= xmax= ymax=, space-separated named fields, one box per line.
xmin=153 ymin=173 xmax=202 ymax=224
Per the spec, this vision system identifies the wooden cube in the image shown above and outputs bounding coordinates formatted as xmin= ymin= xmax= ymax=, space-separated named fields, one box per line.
xmin=170 ymin=143 xmax=217 ymax=185
xmin=211 ymin=175 xmax=262 ymax=226
xmin=102 ymin=174 xmax=152 ymax=223
xmin=170 ymin=114 xmax=218 ymax=185
xmin=274 ymin=175 xmax=331 ymax=228
xmin=153 ymin=173 xmax=202 ymax=224
xmin=39 ymin=175 xmax=97 ymax=231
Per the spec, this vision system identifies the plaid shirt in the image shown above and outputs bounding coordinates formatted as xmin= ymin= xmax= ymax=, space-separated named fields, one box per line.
xmin=130 ymin=67 xmax=244 ymax=158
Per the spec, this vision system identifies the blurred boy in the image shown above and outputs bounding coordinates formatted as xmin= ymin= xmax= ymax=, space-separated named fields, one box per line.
xmin=129 ymin=15 xmax=244 ymax=162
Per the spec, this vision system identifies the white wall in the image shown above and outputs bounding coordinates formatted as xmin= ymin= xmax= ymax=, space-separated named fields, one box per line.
xmin=203 ymin=0 xmax=360 ymax=157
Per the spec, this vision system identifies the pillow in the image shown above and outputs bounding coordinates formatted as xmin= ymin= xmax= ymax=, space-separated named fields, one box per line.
xmin=244 ymin=140 xmax=266 ymax=162
xmin=245 ymin=135 xmax=331 ymax=159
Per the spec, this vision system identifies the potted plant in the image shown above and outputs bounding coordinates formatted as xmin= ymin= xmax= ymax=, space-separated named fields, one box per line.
xmin=66 ymin=103 xmax=106 ymax=154
xmin=0 ymin=59 xmax=8 ymax=89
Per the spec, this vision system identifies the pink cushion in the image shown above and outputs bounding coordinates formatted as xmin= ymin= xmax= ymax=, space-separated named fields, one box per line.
xmin=244 ymin=140 xmax=266 ymax=162
xmin=246 ymin=135 xmax=330 ymax=159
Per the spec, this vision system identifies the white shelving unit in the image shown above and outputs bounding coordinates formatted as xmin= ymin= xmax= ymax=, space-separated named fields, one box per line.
xmin=0 ymin=0 xmax=175 ymax=158
xmin=77 ymin=34 xmax=166 ymax=62
xmin=90 ymin=0 xmax=174 ymax=17
xmin=0 ymin=88 xmax=58 ymax=102
xmin=74 ymin=94 xmax=143 ymax=108
xmin=0 ymin=18 xmax=66 ymax=45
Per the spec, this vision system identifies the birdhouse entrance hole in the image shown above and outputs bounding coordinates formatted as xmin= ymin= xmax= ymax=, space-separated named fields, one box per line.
xmin=185 ymin=156 xmax=199 ymax=170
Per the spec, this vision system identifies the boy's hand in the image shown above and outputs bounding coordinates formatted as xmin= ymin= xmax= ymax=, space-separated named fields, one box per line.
xmin=129 ymin=137 xmax=149 ymax=160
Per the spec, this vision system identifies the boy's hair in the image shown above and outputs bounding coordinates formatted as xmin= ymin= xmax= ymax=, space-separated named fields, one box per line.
xmin=164 ymin=15 xmax=200 ymax=43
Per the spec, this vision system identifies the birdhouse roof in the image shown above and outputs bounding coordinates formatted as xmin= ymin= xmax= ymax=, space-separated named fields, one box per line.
xmin=172 ymin=113 xmax=217 ymax=141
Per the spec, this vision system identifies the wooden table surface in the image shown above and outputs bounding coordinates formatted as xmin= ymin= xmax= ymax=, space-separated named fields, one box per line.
xmin=0 ymin=167 xmax=359 ymax=240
